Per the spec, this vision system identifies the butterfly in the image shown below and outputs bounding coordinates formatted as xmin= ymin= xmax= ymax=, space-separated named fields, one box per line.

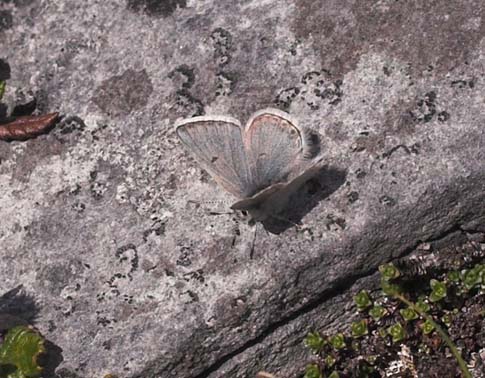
xmin=175 ymin=108 xmax=324 ymax=223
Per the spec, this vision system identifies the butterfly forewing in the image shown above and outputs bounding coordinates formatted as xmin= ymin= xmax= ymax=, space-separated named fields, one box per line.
xmin=244 ymin=110 xmax=305 ymax=192
xmin=176 ymin=117 xmax=253 ymax=198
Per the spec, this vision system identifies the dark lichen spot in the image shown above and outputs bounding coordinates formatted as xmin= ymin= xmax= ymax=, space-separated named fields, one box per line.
xmin=275 ymin=87 xmax=300 ymax=109
xmin=300 ymin=70 xmax=343 ymax=109
xmin=0 ymin=10 xmax=13 ymax=32
xmin=126 ymin=0 xmax=187 ymax=17
xmin=382 ymin=144 xmax=411 ymax=159
xmin=348 ymin=191 xmax=359 ymax=203
xmin=0 ymin=59 xmax=11 ymax=81
xmin=379 ymin=195 xmax=396 ymax=207
xmin=90 ymin=181 xmax=107 ymax=200
xmin=301 ymin=71 xmax=322 ymax=85
xmin=355 ymin=169 xmax=367 ymax=179
xmin=215 ymin=71 xmax=236 ymax=97
xmin=92 ymin=68 xmax=153 ymax=117
xmin=72 ymin=202 xmax=85 ymax=213
xmin=57 ymin=116 xmax=86 ymax=135
xmin=174 ymin=89 xmax=204 ymax=116
xmin=114 ymin=244 xmax=139 ymax=279
xmin=168 ymin=65 xmax=195 ymax=89
xmin=211 ymin=28 xmax=233 ymax=67
xmin=326 ymin=214 xmax=346 ymax=231
xmin=424 ymin=91 xmax=436 ymax=103
xmin=185 ymin=290 xmax=199 ymax=303
xmin=176 ymin=246 xmax=193 ymax=267
xmin=437 ymin=111 xmax=450 ymax=122
xmin=183 ymin=269 xmax=204 ymax=283
xmin=409 ymin=91 xmax=437 ymax=123
xmin=142 ymin=222 xmax=165 ymax=242
xmin=451 ymin=79 xmax=475 ymax=89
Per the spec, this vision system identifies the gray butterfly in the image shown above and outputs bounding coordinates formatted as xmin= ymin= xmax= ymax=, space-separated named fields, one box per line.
xmin=176 ymin=108 xmax=324 ymax=222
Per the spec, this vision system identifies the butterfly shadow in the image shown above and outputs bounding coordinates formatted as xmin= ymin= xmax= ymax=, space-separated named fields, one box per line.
xmin=261 ymin=166 xmax=347 ymax=234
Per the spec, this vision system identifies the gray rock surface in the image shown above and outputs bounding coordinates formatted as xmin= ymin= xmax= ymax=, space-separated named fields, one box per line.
xmin=0 ymin=1 xmax=484 ymax=377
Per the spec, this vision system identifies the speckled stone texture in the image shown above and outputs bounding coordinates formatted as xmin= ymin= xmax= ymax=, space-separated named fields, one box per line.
xmin=0 ymin=1 xmax=484 ymax=377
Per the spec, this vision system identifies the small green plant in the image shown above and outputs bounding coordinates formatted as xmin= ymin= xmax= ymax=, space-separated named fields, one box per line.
xmin=422 ymin=319 xmax=435 ymax=335
xmin=429 ymin=279 xmax=447 ymax=302
xmin=400 ymin=307 xmax=418 ymax=321
xmin=462 ymin=266 xmax=482 ymax=290
xmin=303 ymin=260 xmax=480 ymax=378
xmin=387 ymin=322 xmax=406 ymax=343
xmin=381 ymin=266 xmax=472 ymax=378
xmin=380 ymin=279 xmax=401 ymax=296
xmin=304 ymin=363 xmax=322 ymax=378
xmin=368 ymin=305 xmax=386 ymax=321
xmin=353 ymin=290 xmax=372 ymax=311
xmin=379 ymin=263 xmax=400 ymax=281
xmin=447 ymin=270 xmax=460 ymax=283
xmin=351 ymin=320 xmax=368 ymax=338
xmin=324 ymin=355 xmax=336 ymax=368
xmin=441 ymin=312 xmax=453 ymax=328
xmin=329 ymin=333 xmax=346 ymax=350
xmin=304 ymin=332 xmax=326 ymax=353
xmin=415 ymin=298 xmax=430 ymax=313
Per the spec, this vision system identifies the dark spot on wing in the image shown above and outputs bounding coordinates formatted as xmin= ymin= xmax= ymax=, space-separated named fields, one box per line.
xmin=211 ymin=156 xmax=218 ymax=163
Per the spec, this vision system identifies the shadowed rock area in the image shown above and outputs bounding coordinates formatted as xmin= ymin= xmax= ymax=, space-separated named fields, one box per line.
xmin=0 ymin=1 xmax=484 ymax=377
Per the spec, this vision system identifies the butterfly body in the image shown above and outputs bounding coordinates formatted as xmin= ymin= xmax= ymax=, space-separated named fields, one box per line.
xmin=176 ymin=108 xmax=323 ymax=222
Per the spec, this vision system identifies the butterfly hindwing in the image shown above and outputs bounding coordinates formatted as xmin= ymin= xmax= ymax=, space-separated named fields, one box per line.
xmin=244 ymin=109 xmax=313 ymax=193
xmin=176 ymin=116 xmax=254 ymax=198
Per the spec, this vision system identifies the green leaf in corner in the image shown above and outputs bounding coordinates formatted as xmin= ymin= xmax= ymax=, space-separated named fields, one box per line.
xmin=0 ymin=326 xmax=46 ymax=378
xmin=0 ymin=81 xmax=5 ymax=101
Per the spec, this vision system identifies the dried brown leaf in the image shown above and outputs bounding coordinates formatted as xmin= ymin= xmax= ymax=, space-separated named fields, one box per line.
xmin=0 ymin=112 xmax=59 ymax=141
